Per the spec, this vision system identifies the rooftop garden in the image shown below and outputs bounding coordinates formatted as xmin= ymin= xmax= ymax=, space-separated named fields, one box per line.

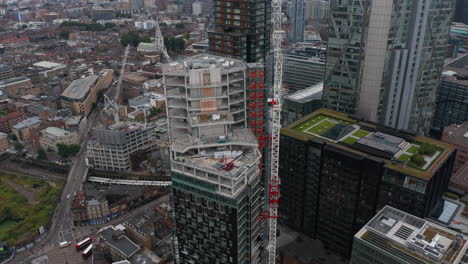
xmin=293 ymin=114 xmax=356 ymax=138
xmin=395 ymin=142 xmax=443 ymax=171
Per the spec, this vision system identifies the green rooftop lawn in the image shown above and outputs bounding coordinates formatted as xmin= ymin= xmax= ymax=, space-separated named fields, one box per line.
xmin=396 ymin=153 xmax=412 ymax=162
xmin=307 ymin=120 xmax=337 ymax=135
xmin=407 ymin=145 xmax=420 ymax=154
xmin=342 ymin=136 xmax=359 ymax=145
xmin=294 ymin=114 xmax=328 ymax=132
xmin=352 ymin=130 xmax=370 ymax=138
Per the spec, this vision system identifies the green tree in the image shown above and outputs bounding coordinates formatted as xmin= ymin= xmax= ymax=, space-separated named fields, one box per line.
xmin=36 ymin=148 xmax=47 ymax=160
xmin=97 ymin=89 xmax=104 ymax=101
xmin=175 ymin=38 xmax=185 ymax=51
xmin=59 ymin=30 xmax=70 ymax=40
xmin=21 ymin=24 xmax=27 ymax=30
xmin=57 ymin=144 xmax=81 ymax=157
xmin=419 ymin=143 xmax=436 ymax=156
xmin=140 ymin=35 xmax=151 ymax=43
xmin=410 ymin=154 xmax=425 ymax=167
xmin=14 ymin=143 xmax=23 ymax=151
xmin=121 ymin=31 xmax=142 ymax=47
xmin=183 ymin=32 xmax=189 ymax=39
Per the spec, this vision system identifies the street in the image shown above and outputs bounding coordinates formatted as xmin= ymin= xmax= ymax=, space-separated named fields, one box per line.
xmin=11 ymin=110 xmax=99 ymax=264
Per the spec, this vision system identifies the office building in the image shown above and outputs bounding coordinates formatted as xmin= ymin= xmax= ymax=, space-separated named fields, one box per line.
xmin=304 ymin=0 xmax=329 ymax=22
xmin=282 ymin=82 xmax=323 ymax=126
xmin=352 ymin=206 xmax=468 ymax=264
xmin=87 ymin=122 xmax=157 ymax=171
xmin=450 ymin=163 xmax=468 ymax=196
xmin=163 ymin=55 xmax=263 ymax=263
xmin=289 ymin=0 xmax=305 ymax=42
xmin=12 ymin=117 xmax=41 ymax=143
xmin=40 ymin=126 xmax=79 ymax=152
xmin=61 ymin=71 xmax=113 ymax=116
xmin=442 ymin=122 xmax=468 ymax=176
xmin=432 ymin=55 xmax=468 ymax=133
xmin=208 ymin=0 xmax=270 ymax=62
xmin=283 ymin=46 xmax=326 ymax=93
xmin=323 ymin=0 xmax=454 ymax=135
xmin=455 ymin=0 xmax=468 ymax=24
xmin=279 ymin=109 xmax=455 ymax=257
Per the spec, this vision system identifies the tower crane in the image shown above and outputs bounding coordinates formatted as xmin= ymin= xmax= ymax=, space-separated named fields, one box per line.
xmin=103 ymin=44 xmax=129 ymax=125
xmin=265 ymin=0 xmax=285 ymax=262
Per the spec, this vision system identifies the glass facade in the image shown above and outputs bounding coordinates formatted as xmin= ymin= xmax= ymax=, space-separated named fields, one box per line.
xmin=324 ymin=0 xmax=454 ymax=135
xmin=209 ymin=0 xmax=271 ymax=63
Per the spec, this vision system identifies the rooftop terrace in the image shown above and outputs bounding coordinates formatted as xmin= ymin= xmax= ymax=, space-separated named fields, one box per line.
xmin=355 ymin=206 xmax=468 ymax=264
xmin=282 ymin=109 xmax=455 ymax=180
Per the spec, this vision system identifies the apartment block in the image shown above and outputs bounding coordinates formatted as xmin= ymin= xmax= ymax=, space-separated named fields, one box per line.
xmin=352 ymin=206 xmax=468 ymax=264
xmin=163 ymin=55 xmax=263 ymax=263
xmin=323 ymin=0 xmax=454 ymax=135
xmin=87 ymin=122 xmax=157 ymax=171
xmin=40 ymin=126 xmax=79 ymax=151
xmin=208 ymin=0 xmax=270 ymax=62
xmin=279 ymin=109 xmax=455 ymax=257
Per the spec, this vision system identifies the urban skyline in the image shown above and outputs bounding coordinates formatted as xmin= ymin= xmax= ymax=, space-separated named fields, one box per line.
xmin=0 ymin=0 xmax=466 ymax=264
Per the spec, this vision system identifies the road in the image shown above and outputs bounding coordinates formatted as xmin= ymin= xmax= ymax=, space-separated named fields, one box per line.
xmin=11 ymin=111 xmax=99 ymax=264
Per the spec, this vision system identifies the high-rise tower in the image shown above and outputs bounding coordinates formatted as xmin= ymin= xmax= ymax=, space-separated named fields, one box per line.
xmin=208 ymin=0 xmax=271 ymax=63
xmin=164 ymin=55 xmax=263 ymax=264
xmin=323 ymin=0 xmax=454 ymax=135
xmin=289 ymin=0 xmax=305 ymax=43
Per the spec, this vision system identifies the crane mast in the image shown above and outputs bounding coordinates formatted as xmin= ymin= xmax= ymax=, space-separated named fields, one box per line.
xmin=267 ymin=0 xmax=285 ymax=262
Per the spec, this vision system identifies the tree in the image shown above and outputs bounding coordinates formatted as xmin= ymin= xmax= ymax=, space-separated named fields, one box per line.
xmin=59 ymin=30 xmax=70 ymax=40
xmin=36 ymin=148 xmax=47 ymax=160
xmin=140 ymin=35 xmax=151 ymax=43
xmin=57 ymin=144 xmax=81 ymax=157
xmin=419 ymin=143 xmax=436 ymax=156
xmin=97 ymin=89 xmax=104 ymax=101
xmin=183 ymin=32 xmax=190 ymax=39
xmin=174 ymin=38 xmax=185 ymax=51
xmin=150 ymin=107 xmax=162 ymax=116
xmin=175 ymin=23 xmax=184 ymax=29
xmin=21 ymin=24 xmax=27 ymax=30
xmin=410 ymin=154 xmax=425 ymax=167
xmin=120 ymin=31 xmax=142 ymax=47
xmin=14 ymin=143 xmax=23 ymax=151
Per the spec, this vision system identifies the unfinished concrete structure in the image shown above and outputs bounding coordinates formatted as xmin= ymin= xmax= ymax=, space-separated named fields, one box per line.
xmin=163 ymin=55 xmax=263 ymax=263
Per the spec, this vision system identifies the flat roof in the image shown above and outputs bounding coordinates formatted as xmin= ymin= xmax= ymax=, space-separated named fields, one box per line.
xmin=284 ymin=82 xmax=323 ymax=103
xmin=12 ymin=117 xmax=40 ymax=130
xmin=450 ymin=163 xmax=468 ymax=193
xmin=443 ymin=122 xmax=468 ymax=147
xmin=43 ymin=126 xmax=73 ymax=137
xmin=98 ymin=226 xmax=140 ymax=258
xmin=61 ymin=75 xmax=98 ymax=100
xmin=33 ymin=61 xmax=65 ymax=69
xmin=282 ymin=109 xmax=455 ymax=180
xmin=355 ymin=206 xmax=468 ymax=264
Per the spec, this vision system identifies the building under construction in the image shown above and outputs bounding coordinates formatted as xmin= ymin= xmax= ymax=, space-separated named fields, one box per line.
xmin=164 ymin=55 xmax=263 ymax=263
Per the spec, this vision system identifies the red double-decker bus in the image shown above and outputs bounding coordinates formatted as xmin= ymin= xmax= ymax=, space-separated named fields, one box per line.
xmin=82 ymin=244 xmax=93 ymax=258
xmin=75 ymin=237 xmax=92 ymax=250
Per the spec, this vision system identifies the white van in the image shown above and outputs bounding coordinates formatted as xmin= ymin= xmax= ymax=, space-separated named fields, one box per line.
xmin=59 ymin=241 xmax=71 ymax=248
xmin=66 ymin=194 xmax=71 ymax=200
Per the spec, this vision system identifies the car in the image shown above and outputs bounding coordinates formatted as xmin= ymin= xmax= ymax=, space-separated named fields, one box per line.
xmin=59 ymin=241 xmax=71 ymax=248
xmin=67 ymin=194 xmax=71 ymax=199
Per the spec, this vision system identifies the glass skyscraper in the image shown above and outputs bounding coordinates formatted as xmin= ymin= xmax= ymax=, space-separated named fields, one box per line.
xmin=323 ymin=0 xmax=453 ymax=135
